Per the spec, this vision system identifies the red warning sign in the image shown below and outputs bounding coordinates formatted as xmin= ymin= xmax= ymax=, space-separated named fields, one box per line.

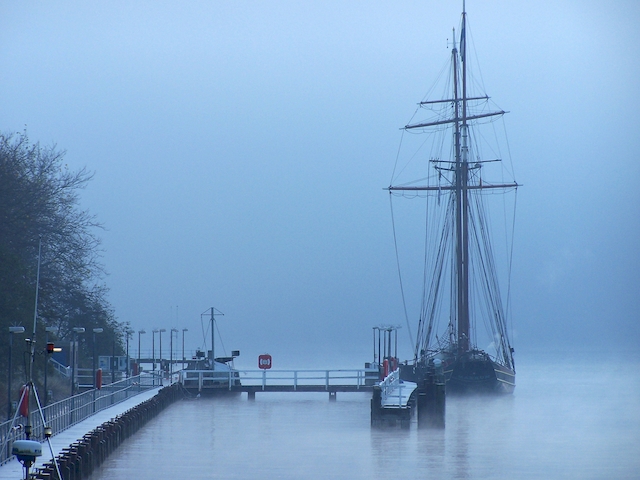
xmin=258 ymin=354 xmax=272 ymax=370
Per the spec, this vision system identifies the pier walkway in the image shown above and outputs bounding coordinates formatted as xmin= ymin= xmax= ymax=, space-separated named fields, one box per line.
xmin=378 ymin=369 xmax=417 ymax=408
xmin=0 ymin=386 xmax=162 ymax=479
xmin=370 ymin=368 xmax=418 ymax=428
xmin=180 ymin=367 xmax=379 ymax=398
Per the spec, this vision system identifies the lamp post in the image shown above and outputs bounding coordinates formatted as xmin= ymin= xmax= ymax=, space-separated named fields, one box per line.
xmin=170 ymin=328 xmax=178 ymax=378
xmin=159 ymin=328 xmax=166 ymax=377
xmin=111 ymin=338 xmax=116 ymax=385
xmin=125 ymin=328 xmax=133 ymax=378
xmin=92 ymin=328 xmax=103 ymax=412
xmin=7 ymin=326 xmax=25 ymax=420
xmin=70 ymin=327 xmax=85 ymax=397
xmin=44 ymin=326 xmax=57 ymax=407
xmin=138 ymin=329 xmax=146 ymax=374
xmin=152 ymin=329 xmax=158 ymax=372
xmin=182 ymin=328 xmax=188 ymax=367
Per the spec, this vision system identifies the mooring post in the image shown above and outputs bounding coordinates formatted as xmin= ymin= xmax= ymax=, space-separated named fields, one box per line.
xmin=370 ymin=386 xmax=382 ymax=427
xmin=417 ymin=362 xmax=445 ymax=429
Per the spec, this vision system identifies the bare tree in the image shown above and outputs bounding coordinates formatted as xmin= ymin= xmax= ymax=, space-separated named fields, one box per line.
xmin=0 ymin=131 xmax=123 ymax=396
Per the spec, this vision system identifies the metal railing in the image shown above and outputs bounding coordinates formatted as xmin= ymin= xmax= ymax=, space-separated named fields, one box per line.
xmin=180 ymin=368 xmax=380 ymax=391
xmin=49 ymin=358 xmax=71 ymax=378
xmin=0 ymin=372 xmax=162 ymax=465
xmin=242 ymin=368 xmax=378 ymax=390
xmin=379 ymin=368 xmax=414 ymax=408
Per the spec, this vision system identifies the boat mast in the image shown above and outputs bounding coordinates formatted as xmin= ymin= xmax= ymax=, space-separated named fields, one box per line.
xmin=203 ymin=306 xmax=224 ymax=365
xmin=202 ymin=307 xmax=223 ymax=364
xmin=458 ymin=4 xmax=470 ymax=354
xmin=451 ymin=27 xmax=466 ymax=355
xmin=388 ymin=2 xmax=517 ymax=363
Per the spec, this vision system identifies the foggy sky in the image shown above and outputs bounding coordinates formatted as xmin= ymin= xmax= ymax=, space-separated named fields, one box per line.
xmin=1 ymin=1 xmax=638 ymax=368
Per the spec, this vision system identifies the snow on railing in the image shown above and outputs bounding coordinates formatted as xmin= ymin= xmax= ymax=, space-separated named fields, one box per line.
xmin=379 ymin=368 xmax=414 ymax=408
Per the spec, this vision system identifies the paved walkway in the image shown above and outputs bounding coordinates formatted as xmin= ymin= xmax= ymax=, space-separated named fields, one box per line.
xmin=0 ymin=386 xmax=162 ymax=479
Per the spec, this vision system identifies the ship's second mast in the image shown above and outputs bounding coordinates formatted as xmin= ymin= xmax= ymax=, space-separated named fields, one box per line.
xmin=453 ymin=9 xmax=470 ymax=354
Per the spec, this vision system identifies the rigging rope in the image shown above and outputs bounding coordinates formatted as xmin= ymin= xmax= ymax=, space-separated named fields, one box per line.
xmin=389 ymin=193 xmax=415 ymax=352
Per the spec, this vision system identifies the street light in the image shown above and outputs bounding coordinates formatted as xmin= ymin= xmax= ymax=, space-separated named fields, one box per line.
xmin=159 ymin=328 xmax=166 ymax=377
xmin=92 ymin=328 xmax=103 ymax=412
xmin=70 ymin=327 xmax=85 ymax=397
xmin=125 ymin=328 xmax=134 ymax=377
xmin=138 ymin=330 xmax=146 ymax=374
xmin=44 ymin=326 xmax=57 ymax=407
xmin=152 ymin=329 xmax=158 ymax=372
xmin=7 ymin=326 xmax=25 ymax=420
xmin=170 ymin=328 xmax=178 ymax=378
xmin=182 ymin=328 xmax=188 ymax=366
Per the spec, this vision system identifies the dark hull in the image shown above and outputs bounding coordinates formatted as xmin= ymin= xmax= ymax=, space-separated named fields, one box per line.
xmin=446 ymin=355 xmax=515 ymax=395
xmin=401 ymin=351 xmax=515 ymax=395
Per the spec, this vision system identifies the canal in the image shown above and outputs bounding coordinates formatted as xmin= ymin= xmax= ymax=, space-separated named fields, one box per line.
xmin=87 ymin=356 xmax=640 ymax=479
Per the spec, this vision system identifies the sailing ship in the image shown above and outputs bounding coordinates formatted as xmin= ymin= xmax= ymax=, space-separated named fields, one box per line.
xmin=391 ymin=5 xmax=518 ymax=394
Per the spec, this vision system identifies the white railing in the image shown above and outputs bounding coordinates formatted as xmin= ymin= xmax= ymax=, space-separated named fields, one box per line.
xmin=180 ymin=369 xmax=241 ymax=391
xmin=379 ymin=368 xmax=413 ymax=408
xmin=180 ymin=368 xmax=379 ymax=391
xmin=241 ymin=368 xmax=378 ymax=390
xmin=49 ymin=357 xmax=71 ymax=378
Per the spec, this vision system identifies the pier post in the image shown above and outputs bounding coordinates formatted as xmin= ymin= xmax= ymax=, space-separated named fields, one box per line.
xmin=247 ymin=391 xmax=256 ymax=401
xmin=329 ymin=391 xmax=337 ymax=402
xmin=370 ymin=386 xmax=382 ymax=427
xmin=417 ymin=362 xmax=445 ymax=429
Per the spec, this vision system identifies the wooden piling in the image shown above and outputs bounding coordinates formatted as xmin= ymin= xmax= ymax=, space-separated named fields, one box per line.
xmin=417 ymin=364 xmax=445 ymax=429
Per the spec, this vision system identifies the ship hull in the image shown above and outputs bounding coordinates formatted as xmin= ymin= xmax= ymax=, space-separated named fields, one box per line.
xmin=445 ymin=354 xmax=515 ymax=395
xmin=401 ymin=351 xmax=515 ymax=395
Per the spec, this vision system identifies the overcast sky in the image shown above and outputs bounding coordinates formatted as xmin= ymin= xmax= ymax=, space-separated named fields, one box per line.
xmin=1 ymin=1 xmax=638 ymax=368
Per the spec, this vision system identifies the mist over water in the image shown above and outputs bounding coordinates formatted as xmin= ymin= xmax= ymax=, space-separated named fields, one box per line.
xmin=87 ymin=354 xmax=639 ymax=479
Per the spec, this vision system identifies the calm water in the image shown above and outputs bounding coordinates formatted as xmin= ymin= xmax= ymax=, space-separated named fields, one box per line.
xmin=89 ymin=355 xmax=640 ymax=479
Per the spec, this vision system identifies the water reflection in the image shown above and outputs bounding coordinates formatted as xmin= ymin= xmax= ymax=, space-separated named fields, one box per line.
xmin=88 ymin=359 xmax=639 ymax=479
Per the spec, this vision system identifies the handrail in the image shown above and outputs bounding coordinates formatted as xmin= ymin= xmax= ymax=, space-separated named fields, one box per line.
xmin=49 ymin=357 xmax=71 ymax=378
xmin=0 ymin=372 xmax=163 ymax=465
xmin=380 ymin=368 xmax=400 ymax=406
xmin=379 ymin=368 xmax=415 ymax=408
xmin=179 ymin=368 xmax=380 ymax=391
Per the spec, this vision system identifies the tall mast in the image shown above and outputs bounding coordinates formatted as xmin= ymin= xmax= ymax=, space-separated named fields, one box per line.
xmin=458 ymin=4 xmax=470 ymax=353
xmin=451 ymin=28 xmax=466 ymax=355
xmin=388 ymin=2 xmax=517 ymax=361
